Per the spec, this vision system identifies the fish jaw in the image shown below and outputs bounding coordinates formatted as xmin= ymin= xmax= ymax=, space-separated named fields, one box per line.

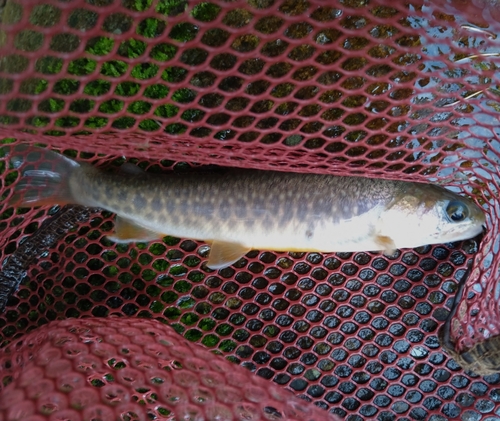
xmin=376 ymin=192 xmax=485 ymax=249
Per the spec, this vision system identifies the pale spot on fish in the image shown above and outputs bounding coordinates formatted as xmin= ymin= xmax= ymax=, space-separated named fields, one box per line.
xmin=117 ymin=189 xmax=128 ymax=202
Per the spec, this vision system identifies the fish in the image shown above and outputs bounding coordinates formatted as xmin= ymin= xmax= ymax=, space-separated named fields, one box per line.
xmin=4 ymin=144 xmax=486 ymax=270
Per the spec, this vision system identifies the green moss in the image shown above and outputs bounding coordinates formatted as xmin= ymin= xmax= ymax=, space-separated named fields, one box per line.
xmin=201 ymin=334 xmax=219 ymax=347
xmin=139 ymin=253 xmax=153 ymax=266
xmin=186 ymin=272 xmax=203 ymax=284
xmin=149 ymin=243 xmax=167 ymax=255
xmin=131 ymin=63 xmax=159 ymax=79
xmin=85 ymin=117 xmax=108 ymax=128
xmin=111 ymin=117 xmax=136 ymax=129
xmin=215 ymin=323 xmax=234 ymax=336
xmin=184 ymin=256 xmax=201 ymax=268
xmin=156 ymin=275 xmax=173 ymax=288
xmin=169 ymin=265 xmax=187 ymax=277
xmin=144 ymin=84 xmax=169 ymax=99
xmin=38 ymin=97 xmax=65 ymax=113
xmin=118 ymin=39 xmax=147 ymax=58
xmin=192 ymin=3 xmax=221 ymax=22
xmin=168 ymin=22 xmax=198 ymax=42
xmin=20 ymin=78 xmax=48 ymax=94
xmin=163 ymin=307 xmax=181 ymax=320
xmin=99 ymin=99 xmax=124 ymax=114
xmin=118 ymin=272 xmax=133 ymax=284
xmin=180 ymin=312 xmax=199 ymax=325
xmin=178 ymin=296 xmax=195 ymax=309
xmin=69 ymin=99 xmax=93 ymax=113
xmin=55 ymin=116 xmax=80 ymax=128
xmin=219 ymin=339 xmax=236 ymax=352
xmin=137 ymin=18 xmax=166 ymax=38
xmin=124 ymin=0 xmax=153 ymax=11
xmin=173 ymin=280 xmax=191 ymax=293
xmin=154 ymin=104 xmax=178 ymax=119
xmin=68 ymin=58 xmax=96 ymax=76
xmin=54 ymin=79 xmax=80 ymax=95
xmin=86 ymin=36 xmax=114 ymax=56
xmin=0 ymin=115 xmax=19 ymax=125
xmin=115 ymin=81 xmax=140 ymax=97
xmin=26 ymin=116 xmax=50 ymax=127
xmin=30 ymin=4 xmax=62 ymax=27
xmin=152 ymin=259 xmax=169 ymax=272
xmin=128 ymin=100 xmax=152 ymax=115
xmin=184 ymin=328 xmax=202 ymax=342
xmin=84 ymin=80 xmax=111 ymax=96
xmin=161 ymin=66 xmax=188 ymax=83
xmin=149 ymin=301 xmax=164 ymax=313
xmin=150 ymin=43 xmax=177 ymax=61
xmin=156 ymin=0 xmax=186 ymax=15
xmin=101 ymin=61 xmax=128 ymax=77
xmin=161 ymin=291 xmax=178 ymax=304
xmin=141 ymin=269 xmax=156 ymax=281
xmin=171 ymin=88 xmax=196 ymax=103
xmin=164 ymin=123 xmax=187 ymax=134
xmin=35 ymin=56 xmax=62 ymax=74
xmin=198 ymin=318 xmax=215 ymax=331
xmin=181 ymin=109 xmax=205 ymax=122
xmin=138 ymin=120 xmax=161 ymax=131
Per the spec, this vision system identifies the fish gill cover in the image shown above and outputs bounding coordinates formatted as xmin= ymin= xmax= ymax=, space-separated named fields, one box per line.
xmin=0 ymin=0 xmax=498 ymax=420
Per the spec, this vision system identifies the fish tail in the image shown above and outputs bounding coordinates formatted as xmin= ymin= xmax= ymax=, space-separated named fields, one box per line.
xmin=4 ymin=144 xmax=81 ymax=207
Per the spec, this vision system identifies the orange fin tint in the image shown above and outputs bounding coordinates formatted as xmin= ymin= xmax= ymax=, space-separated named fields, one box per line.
xmin=206 ymin=240 xmax=250 ymax=270
xmin=108 ymin=216 xmax=162 ymax=243
xmin=375 ymin=235 xmax=397 ymax=255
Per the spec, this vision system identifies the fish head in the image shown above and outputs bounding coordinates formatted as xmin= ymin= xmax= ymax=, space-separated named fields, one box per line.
xmin=377 ymin=184 xmax=485 ymax=249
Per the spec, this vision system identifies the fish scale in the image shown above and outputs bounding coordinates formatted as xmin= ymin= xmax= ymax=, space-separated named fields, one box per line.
xmin=6 ymin=145 xmax=485 ymax=269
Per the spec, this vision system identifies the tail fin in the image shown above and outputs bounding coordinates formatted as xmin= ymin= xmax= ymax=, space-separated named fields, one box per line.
xmin=4 ymin=144 xmax=80 ymax=208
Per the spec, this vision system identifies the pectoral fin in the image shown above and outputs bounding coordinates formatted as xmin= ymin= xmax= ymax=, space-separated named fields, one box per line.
xmin=207 ymin=241 xmax=250 ymax=270
xmin=108 ymin=216 xmax=162 ymax=242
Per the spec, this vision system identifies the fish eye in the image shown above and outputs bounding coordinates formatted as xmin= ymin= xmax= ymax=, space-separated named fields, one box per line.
xmin=446 ymin=201 xmax=469 ymax=222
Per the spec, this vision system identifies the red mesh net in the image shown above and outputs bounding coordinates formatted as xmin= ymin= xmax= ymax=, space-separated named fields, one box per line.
xmin=0 ymin=0 xmax=499 ymax=420
xmin=0 ymin=318 xmax=342 ymax=421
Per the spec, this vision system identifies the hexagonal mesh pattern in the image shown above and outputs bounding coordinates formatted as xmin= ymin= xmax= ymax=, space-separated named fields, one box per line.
xmin=0 ymin=0 xmax=499 ymax=420
xmin=0 ymin=318 xmax=343 ymax=421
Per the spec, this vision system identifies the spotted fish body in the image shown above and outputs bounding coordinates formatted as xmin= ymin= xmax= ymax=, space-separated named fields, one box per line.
xmin=7 ymin=145 xmax=485 ymax=269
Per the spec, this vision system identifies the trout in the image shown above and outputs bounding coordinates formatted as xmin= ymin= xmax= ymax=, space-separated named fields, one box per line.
xmin=5 ymin=145 xmax=485 ymax=269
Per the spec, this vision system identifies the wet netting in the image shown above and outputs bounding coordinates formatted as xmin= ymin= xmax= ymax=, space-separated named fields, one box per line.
xmin=0 ymin=0 xmax=499 ymax=420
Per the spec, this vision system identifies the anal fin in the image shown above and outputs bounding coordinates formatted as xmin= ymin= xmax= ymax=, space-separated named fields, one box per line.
xmin=207 ymin=240 xmax=250 ymax=270
xmin=108 ymin=216 xmax=162 ymax=243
